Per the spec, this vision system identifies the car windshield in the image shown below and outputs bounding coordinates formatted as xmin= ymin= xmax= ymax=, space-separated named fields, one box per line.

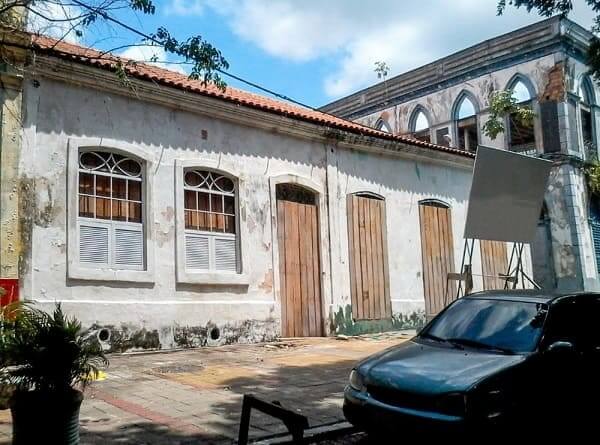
xmin=420 ymin=298 xmax=547 ymax=354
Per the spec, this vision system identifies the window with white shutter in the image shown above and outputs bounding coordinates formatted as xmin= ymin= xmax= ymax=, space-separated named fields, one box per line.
xmin=78 ymin=151 xmax=145 ymax=270
xmin=183 ymin=169 xmax=239 ymax=272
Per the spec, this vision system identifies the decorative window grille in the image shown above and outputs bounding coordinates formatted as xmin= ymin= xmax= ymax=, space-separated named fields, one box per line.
xmin=183 ymin=170 xmax=238 ymax=272
xmin=78 ymin=151 xmax=144 ymax=270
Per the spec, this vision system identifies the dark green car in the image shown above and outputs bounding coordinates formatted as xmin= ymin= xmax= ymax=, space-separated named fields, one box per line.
xmin=344 ymin=290 xmax=600 ymax=437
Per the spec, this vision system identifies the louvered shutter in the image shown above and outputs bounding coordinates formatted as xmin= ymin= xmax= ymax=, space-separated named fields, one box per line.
xmin=79 ymin=224 xmax=109 ymax=265
xmin=215 ymin=237 xmax=237 ymax=272
xmin=185 ymin=233 xmax=210 ymax=270
xmin=114 ymin=226 xmax=144 ymax=267
xmin=592 ymin=221 xmax=600 ymax=274
xmin=591 ymin=201 xmax=600 ymax=274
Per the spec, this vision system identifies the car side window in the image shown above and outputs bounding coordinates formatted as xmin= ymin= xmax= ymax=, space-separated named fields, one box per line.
xmin=576 ymin=298 xmax=600 ymax=352
xmin=543 ymin=300 xmax=580 ymax=346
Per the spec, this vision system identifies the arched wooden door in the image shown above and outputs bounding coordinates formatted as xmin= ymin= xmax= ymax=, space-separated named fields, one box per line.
xmin=419 ymin=200 xmax=456 ymax=319
xmin=346 ymin=193 xmax=391 ymax=320
xmin=276 ymin=184 xmax=323 ymax=337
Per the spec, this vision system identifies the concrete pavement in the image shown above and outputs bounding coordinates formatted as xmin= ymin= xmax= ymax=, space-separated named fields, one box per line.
xmin=0 ymin=332 xmax=411 ymax=444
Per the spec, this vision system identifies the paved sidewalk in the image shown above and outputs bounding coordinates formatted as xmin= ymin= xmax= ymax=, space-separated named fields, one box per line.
xmin=0 ymin=332 xmax=411 ymax=444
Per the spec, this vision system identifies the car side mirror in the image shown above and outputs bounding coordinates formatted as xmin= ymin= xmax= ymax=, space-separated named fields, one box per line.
xmin=546 ymin=341 xmax=575 ymax=355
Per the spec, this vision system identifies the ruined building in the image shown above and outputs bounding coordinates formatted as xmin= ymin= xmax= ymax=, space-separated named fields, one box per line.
xmin=322 ymin=17 xmax=599 ymax=293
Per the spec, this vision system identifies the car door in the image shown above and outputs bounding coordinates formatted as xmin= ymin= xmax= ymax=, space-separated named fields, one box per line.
xmin=538 ymin=298 xmax=585 ymax=426
xmin=572 ymin=296 xmax=600 ymax=425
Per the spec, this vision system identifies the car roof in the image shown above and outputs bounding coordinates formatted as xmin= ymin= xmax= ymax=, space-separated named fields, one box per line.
xmin=464 ymin=289 xmax=600 ymax=304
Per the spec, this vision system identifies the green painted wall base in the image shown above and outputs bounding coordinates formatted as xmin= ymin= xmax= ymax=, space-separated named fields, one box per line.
xmin=329 ymin=304 xmax=426 ymax=336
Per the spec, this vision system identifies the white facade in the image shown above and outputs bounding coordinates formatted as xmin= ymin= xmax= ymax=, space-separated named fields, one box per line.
xmin=12 ymin=52 xmax=491 ymax=350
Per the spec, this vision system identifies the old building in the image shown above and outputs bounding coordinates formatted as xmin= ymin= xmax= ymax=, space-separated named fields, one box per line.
xmin=0 ymin=29 xmax=521 ymax=351
xmin=322 ymin=17 xmax=599 ymax=292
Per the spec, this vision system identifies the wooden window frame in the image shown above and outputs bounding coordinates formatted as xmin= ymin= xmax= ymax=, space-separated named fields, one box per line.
xmin=175 ymin=160 xmax=248 ymax=286
xmin=77 ymin=150 xmax=145 ymax=271
xmin=508 ymin=100 xmax=536 ymax=153
xmin=183 ymin=169 xmax=239 ymax=273
xmin=66 ymin=138 xmax=155 ymax=283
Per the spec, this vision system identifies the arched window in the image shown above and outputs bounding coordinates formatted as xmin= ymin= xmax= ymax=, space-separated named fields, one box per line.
xmin=453 ymin=93 xmax=478 ymax=152
xmin=375 ymin=118 xmax=392 ymax=133
xmin=78 ymin=150 xmax=145 ymax=269
xmin=507 ymin=77 xmax=536 ymax=153
xmin=579 ymin=76 xmax=596 ymax=150
xmin=183 ymin=169 xmax=238 ymax=272
xmin=409 ymin=108 xmax=431 ymax=143
xmin=511 ymin=80 xmax=532 ymax=103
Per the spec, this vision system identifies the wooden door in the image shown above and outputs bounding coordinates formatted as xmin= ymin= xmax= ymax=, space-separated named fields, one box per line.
xmin=419 ymin=201 xmax=456 ymax=319
xmin=347 ymin=194 xmax=391 ymax=320
xmin=277 ymin=185 xmax=323 ymax=337
xmin=480 ymin=240 xmax=508 ymax=290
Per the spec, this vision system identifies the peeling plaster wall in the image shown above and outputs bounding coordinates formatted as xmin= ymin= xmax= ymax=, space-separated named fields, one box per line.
xmin=17 ymin=73 xmax=519 ymax=350
xmin=328 ymin=146 xmax=474 ymax=321
xmin=0 ymin=82 xmax=24 ymax=280
xmin=19 ymin=77 xmax=332 ymax=350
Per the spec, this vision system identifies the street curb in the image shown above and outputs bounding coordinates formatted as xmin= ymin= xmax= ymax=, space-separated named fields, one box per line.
xmin=251 ymin=421 xmax=357 ymax=444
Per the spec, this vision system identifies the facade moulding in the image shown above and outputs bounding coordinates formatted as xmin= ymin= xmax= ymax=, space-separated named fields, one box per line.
xmin=28 ymin=56 xmax=473 ymax=170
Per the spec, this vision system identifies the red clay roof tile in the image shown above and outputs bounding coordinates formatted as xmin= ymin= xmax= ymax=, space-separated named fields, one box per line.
xmin=30 ymin=34 xmax=473 ymax=159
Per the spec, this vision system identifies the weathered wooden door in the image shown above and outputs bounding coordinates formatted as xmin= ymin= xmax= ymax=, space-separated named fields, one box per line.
xmin=419 ymin=201 xmax=456 ymax=319
xmin=480 ymin=240 xmax=508 ymax=290
xmin=276 ymin=184 xmax=323 ymax=337
xmin=347 ymin=194 xmax=391 ymax=320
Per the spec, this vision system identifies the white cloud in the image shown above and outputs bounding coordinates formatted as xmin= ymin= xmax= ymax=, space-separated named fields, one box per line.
xmin=178 ymin=0 xmax=595 ymax=100
xmin=166 ymin=0 xmax=205 ymax=16
xmin=27 ymin=2 xmax=82 ymax=43
xmin=119 ymin=45 xmax=187 ymax=75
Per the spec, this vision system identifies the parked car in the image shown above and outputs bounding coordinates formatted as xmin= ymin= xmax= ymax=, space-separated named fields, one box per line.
xmin=344 ymin=290 xmax=600 ymax=438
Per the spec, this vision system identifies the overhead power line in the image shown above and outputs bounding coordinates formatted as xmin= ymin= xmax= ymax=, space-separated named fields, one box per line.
xmin=70 ymin=0 xmax=325 ymax=112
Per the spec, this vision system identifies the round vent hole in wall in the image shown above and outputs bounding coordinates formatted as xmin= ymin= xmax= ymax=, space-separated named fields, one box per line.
xmin=210 ymin=327 xmax=220 ymax=341
xmin=98 ymin=328 xmax=111 ymax=342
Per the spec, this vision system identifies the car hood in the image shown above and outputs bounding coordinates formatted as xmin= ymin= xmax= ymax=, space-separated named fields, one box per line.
xmin=361 ymin=340 xmax=527 ymax=395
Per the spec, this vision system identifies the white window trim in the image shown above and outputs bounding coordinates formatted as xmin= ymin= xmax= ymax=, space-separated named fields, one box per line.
xmin=67 ymin=137 xmax=155 ymax=283
xmin=175 ymin=159 xmax=249 ymax=285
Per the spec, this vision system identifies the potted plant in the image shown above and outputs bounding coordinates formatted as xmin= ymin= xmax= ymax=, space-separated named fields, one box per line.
xmin=0 ymin=303 xmax=108 ymax=445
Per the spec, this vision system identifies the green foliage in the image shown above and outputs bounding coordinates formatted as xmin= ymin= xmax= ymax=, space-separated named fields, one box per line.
xmin=0 ymin=0 xmax=229 ymax=90
xmin=0 ymin=303 xmax=108 ymax=393
xmin=374 ymin=61 xmax=390 ymax=80
xmin=482 ymin=90 xmax=535 ymax=140
xmin=130 ymin=0 xmax=155 ymax=15
xmin=152 ymin=27 xmax=229 ymax=89
xmin=497 ymin=1 xmax=600 ymax=83
xmin=585 ymin=159 xmax=600 ymax=197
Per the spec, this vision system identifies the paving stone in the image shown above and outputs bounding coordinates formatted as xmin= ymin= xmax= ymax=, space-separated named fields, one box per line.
xmin=0 ymin=335 xmax=408 ymax=443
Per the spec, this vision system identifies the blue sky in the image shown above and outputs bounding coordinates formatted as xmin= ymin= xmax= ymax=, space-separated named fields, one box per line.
xmin=30 ymin=0 xmax=595 ymax=108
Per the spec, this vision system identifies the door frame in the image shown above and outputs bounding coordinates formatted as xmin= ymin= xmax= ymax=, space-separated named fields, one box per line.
xmin=418 ymin=199 xmax=456 ymax=319
xmin=269 ymin=174 xmax=329 ymax=336
xmin=346 ymin=191 xmax=392 ymax=321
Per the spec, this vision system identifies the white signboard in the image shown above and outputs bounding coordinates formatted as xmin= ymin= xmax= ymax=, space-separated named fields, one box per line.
xmin=464 ymin=146 xmax=552 ymax=243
